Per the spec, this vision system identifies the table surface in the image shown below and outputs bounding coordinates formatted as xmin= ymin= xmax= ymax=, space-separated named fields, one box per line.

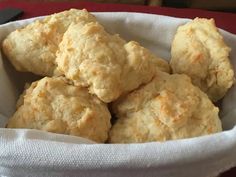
xmin=1 ymin=0 xmax=236 ymax=34
xmin=0 ymin=1 xmax=236 ymax=176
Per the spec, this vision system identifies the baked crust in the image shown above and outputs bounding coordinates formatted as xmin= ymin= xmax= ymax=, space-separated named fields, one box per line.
xmin=109 ymin=71 xmax=222 ymax=143
xmin=170 ymin=18 xmax=234 ymax=102
xmin=7 ymin=77 xmax=111 ymax=143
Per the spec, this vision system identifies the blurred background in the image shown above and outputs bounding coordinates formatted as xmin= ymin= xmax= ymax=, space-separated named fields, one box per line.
xmin=20 ymin=0 xmax=236 ymax=12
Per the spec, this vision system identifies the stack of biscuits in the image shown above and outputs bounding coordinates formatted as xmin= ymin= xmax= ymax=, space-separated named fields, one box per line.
xmin=2 ymin=9 xmax=234 ymax=143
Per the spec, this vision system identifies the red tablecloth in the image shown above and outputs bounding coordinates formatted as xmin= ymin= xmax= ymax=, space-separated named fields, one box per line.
xmin=0 ymin=0 xmax=236 ymax=34
xmin=0 ymin=1 xmax=236 ymax=176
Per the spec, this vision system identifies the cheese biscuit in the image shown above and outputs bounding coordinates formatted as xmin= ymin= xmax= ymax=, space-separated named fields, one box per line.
xmin=109 ymin=71 xmax=222 ymax=143
xmin=7 ymin=77 xmax=111 ymax=143
xmin=170 ymin=18 xmax=234 ymax=102
xmin=56 ymin=22 xmax=169 ymax=103
xmin=2 ymin=9 xmax=96 ymax=76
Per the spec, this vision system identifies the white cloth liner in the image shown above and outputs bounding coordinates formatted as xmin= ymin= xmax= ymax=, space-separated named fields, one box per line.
xmin=0 ymin=12 xmax=236 ymax=177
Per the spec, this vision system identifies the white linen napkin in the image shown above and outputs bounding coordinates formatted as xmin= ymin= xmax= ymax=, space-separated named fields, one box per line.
xmin=0 ymin=12 xmax=236 ymax=177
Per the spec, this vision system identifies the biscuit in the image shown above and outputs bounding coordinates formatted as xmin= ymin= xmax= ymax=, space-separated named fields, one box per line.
xmin=7 ymin=77 xmax=111 ymax=143
xmin=56 ymin=22 xmax=170 ymax=103
xmin=2 ymin=9 xmax=96 ymax=76
xmin=109 ymin=71 xmax=222 ymax=143
xmin=170 ymin=18 xmax=234 ymax=102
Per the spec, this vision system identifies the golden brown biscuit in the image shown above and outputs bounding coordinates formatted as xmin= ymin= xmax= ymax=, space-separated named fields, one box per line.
xmin=15 ymin=83 xmax=30 ymax=109
xmin=109 ymin=71 xmax=222 ymax=143
xmin=2 ymin=9 xmax=96 ymax=76
xmin=56 ymin=21 xmax=169 ymax=103
xmin=7 ymin=77 xmax=111 ymax=143
xmin=170 ymin=18 xmax=234 ymax=102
